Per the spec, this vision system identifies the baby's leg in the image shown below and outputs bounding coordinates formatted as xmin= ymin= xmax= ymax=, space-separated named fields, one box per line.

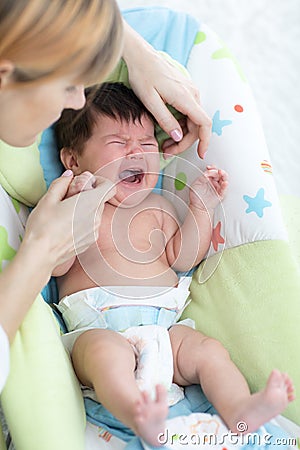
xmin=72 ymin=329 xmax=168 ymax=445
xmin=169 ymin=325 xmax=294 ymax=433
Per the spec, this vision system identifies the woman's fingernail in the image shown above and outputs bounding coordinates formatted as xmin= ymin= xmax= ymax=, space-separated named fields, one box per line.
xmin=62 ymin=169 xmax=73 ymax=177
xmin=170 ymin=129 xmax=183 ymax=142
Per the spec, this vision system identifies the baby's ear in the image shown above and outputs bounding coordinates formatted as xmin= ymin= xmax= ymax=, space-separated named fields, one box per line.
xmin=60 ymin=147 xmax=80 ymax=173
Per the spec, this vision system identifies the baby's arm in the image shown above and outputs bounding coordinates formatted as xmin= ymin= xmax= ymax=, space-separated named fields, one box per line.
xmin=166 ymin=166 xmax=228 ymax=271
xmin=52 ymin=172 xmax=97 ymax=277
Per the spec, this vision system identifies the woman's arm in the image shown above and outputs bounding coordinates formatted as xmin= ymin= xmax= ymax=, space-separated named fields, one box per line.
xmin=122 ymin=19 xmax=212 ymax=159
xmin=0 ymin=172 xmax=115 ymax=342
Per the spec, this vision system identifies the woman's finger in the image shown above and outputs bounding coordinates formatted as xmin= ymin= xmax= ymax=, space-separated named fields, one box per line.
xmin=170 ymin=94 xmax=212 ymax=158
xmin=162 ymin=117 xmax=199 ymax=158
xmin=142 ymin=88 xmax=184 ymax=143
xmin=46 ymin=169 xmax=74 ymax=201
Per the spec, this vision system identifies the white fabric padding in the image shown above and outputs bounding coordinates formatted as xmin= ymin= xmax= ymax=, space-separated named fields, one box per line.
xmin=163 ymin=23 xmax=288 ymax=257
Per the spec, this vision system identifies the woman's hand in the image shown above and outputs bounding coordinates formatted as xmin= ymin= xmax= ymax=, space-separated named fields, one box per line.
xmin=24 ymin=170 xmax=115 ymax=268
xmin=122 ymin=20 xmax=212 ymax=159
xmin=64 ymin=171 xmax=97 ymax=198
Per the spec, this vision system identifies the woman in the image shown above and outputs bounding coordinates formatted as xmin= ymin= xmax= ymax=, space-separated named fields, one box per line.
xmin=0 ymin=0 xmax=211 ymax=393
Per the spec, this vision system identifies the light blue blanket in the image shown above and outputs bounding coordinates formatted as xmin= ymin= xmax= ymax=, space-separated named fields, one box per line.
xmin=121 ymin=6 xmax=200 ymax=67
xmin=84 ymin=385 xmax=291 ymax=450
xmin=84 ymin=385 xmax=215 ymax=445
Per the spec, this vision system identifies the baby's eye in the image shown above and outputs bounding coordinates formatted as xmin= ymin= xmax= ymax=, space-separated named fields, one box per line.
xmin=142 ymin=142 xmax=157 ymax=147
xmin=109 ymin=141 xmax=126 ymax=145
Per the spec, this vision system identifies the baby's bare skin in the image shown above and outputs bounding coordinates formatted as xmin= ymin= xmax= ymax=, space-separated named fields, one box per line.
xmin=56 ymin=159 xmax=228 ymax=296
xmin=57 ymin=192 xmax=179 ymax=298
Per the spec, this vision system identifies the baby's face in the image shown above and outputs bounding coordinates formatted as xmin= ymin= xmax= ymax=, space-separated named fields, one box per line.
xmin=76 ymin=114 xmax=160 ymax=207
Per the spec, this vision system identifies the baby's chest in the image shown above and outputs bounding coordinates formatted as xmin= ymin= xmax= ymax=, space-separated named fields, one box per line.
xmin=99 ymin=209 xmax=165 ymax=253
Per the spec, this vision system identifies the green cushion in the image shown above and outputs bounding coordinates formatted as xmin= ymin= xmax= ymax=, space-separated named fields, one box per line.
xmin=1 ymin=296 xmax=86 ymax=450
xmin=0 ymin=138 xmax=46 ymax=207
xmin=182 ymin=239 xmax=300 ymax=424
xmin=280 ymin=194 xmax=300 ymax=266
xmin=0 ymin=426 xmax=6 ymax=450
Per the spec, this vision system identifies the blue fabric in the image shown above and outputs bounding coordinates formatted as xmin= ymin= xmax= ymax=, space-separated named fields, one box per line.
xmin=152 ymin=171 xmax=163 ymax=194
xmin=122 ymin=7 xmax=200 ymax=67
xmin=39 ymin=126 xmax=63 ymax=188
xmin=84 ymin=304 xmax=178 ymax=332
xmin=41 ymin=276 xmax=59 ymax=304
xmin=84 ymin=385 xmax=216 ymax=446
xmin=84 ymin=385 xmax=291 ymax=450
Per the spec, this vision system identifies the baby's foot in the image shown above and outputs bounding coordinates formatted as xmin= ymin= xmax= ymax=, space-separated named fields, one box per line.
xmin=232 ymin=369 xmax=295 ymax=433
xmin=133 ymin=384 xmax=168 ymax=446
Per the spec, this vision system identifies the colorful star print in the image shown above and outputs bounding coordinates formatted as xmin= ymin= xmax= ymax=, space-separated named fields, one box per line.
xmin=174 ymin=172 xmax=187 ymax=191
xmin=212 ymin=46 xmax=247 ymax=82
xmin=212 ymin=110 xmax=232 ymax=136
xmin=243 ymin=188 xmax=272 ymax=218
xmin=211 ymin=221 xmax=225 ymax=251
xmin=194 ymin=31 xmax=206 ymax=45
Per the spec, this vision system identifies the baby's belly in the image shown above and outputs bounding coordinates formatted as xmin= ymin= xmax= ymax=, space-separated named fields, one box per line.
xmin=57 ymin=257 xmax=179 ymax=299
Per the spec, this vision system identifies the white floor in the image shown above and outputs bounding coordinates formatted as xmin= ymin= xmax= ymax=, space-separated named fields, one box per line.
xmin=118 ymin=0 xmax=300 ymax=197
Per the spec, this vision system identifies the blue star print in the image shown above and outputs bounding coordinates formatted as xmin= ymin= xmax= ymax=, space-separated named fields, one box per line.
xmin=243 ymin=188 xmax=272 ymax=218
xmin=212 ymin=110 xmax=232 ymax=136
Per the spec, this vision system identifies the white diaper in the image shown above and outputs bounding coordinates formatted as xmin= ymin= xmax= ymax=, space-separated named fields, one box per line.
xmin=58 ymin=278 xmax=191 ymax=332
xmin=58 ymin=277 xmax=193 ymax=405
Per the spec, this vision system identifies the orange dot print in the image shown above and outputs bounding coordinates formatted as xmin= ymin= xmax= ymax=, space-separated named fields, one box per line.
xmin=234 ymin=104 xmax=244 ymax=113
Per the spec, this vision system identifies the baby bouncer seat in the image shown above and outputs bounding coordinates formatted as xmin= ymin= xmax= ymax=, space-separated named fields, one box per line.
xmin=0 ymin=5 xmax=300 ymax=450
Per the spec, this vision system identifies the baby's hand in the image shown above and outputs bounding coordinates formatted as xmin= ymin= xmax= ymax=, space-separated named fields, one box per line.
xmin=65 ymin=171 xmax=96 ymax=198
xmin=189 ymin=165 xmax=228 ymax=211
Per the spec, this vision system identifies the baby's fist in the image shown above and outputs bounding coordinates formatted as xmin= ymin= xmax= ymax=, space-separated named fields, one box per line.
xmin=65 ymin=171 xmax=96 ymax=198
xmin=189 ymin=165 xmax=228 ymax=210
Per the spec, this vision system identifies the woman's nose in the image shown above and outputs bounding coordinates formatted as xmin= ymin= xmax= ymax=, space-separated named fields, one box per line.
xmin=65 ymin=85 xmax=86 ymax=110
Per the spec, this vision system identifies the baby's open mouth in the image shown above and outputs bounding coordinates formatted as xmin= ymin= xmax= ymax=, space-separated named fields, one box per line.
xmin=119 ymin=169 xmax=144 ymax=184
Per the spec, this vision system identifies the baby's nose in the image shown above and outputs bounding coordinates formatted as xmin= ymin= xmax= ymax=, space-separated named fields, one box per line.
xmin=127 ymin=145 xmax=144 ymax=159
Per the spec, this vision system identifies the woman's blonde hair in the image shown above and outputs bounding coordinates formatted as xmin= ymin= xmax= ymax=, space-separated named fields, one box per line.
xmin=0 ymin=0 xmax=123 ymax=87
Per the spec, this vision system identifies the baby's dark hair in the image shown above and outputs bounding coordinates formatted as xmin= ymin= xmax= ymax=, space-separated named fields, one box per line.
xmin=55 ymin=82 xmax=155 ymax=154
